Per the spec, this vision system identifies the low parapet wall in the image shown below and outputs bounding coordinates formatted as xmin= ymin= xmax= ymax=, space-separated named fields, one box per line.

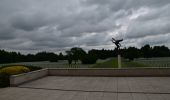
xmin=10 ymin=68 xmax=170 ymax=86
xmin=10 ymin=68 xmax=48 ymax=86
xmin=48 ymin=68 xmax=170 ymax=77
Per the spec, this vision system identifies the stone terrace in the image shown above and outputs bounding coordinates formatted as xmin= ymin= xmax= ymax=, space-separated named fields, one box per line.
xmin=1 ymin=76 xmax=170 ymax=100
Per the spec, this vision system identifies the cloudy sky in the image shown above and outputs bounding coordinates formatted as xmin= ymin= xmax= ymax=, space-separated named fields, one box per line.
xmin=0 ymin=0 xmax=170 ymax=54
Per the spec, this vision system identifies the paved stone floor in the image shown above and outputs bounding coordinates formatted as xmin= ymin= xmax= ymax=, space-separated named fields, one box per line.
xmin=1 ymin=76 xmax=170 ymax=100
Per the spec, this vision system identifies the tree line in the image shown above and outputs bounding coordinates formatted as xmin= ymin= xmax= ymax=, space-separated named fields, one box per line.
xmin=123 ymin=44 xmax=170 ymax=61
xmin=0 ymin=44 xmax=170 ymax=64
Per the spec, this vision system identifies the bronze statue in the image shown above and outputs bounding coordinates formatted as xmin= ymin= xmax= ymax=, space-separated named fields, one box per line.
xmin=112 ymin=38 xmax=123 ymax=68
xmin=112 ymin=38 xmax=123 ymax=50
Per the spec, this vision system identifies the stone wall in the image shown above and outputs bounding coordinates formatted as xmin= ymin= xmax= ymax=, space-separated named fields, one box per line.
xmin=48 ymin=68 xmax=170 ymax=77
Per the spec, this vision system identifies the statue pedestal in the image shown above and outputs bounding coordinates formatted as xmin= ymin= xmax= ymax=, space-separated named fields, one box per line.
xmin=118 ymin=55 xmax=121 ymax=68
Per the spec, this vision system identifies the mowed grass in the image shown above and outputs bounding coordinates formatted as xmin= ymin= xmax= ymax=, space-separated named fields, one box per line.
xmin=92 ymin=58 xmax=118 ymax=68
xmin=1 ymin=57 xmax=170 ymax=68
xmin=92 ymin=58 xmax=147 ymax=68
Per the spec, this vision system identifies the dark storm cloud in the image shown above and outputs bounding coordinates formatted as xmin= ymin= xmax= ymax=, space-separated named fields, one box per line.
xmin=0 ymin=23 xmax=16 ymax=40
xmin=82 ymin=0 xmax=170 ymax=10
xmin=0 ymin=0 xmax=170 ymax=53
xmin=11 ymin=13 xmax=50 ymax=31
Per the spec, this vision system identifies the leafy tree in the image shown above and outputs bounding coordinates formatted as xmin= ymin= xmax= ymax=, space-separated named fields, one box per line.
xmin=124 ymin=47 xmax=141 ymax=61
xmin=66 ymin=47 xmax=86 ymax=64
xmin=152 ymin=46 xmax=170 ymax=57
xmin=66 ymin=50 xmax=73 ymax=64
xmin=35 ymin=52 xmax=58 ymax=62
xmin=58 ymin=52 xmax=65 ymax=60
xmin=88 ymin=49 xmax=116 ymax=59
xmin=1 ymin=44 xmax=170 ymax=64
xmin=141 ymin=44 xmax=152 ymax=58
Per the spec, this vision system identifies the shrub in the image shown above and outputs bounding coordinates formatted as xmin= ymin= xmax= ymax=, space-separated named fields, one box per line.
xmin=0 ymin=66 xmax=30 ymax=75
xmin=81 ymin=54 xmax=97 ymax=64
xmin=0 ymin=65 xmax=42 ymax=71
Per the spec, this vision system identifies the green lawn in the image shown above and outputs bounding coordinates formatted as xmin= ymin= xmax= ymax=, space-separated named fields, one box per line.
xmin=92 ymin=58 xmax=147 ymax=68
xmin=92 ymin=58 xmax=118 ymax=68
xmin=3 ymin=57 xmax=167 ymax=69
xmin=122 ymin=59 xmax=148 ymax=68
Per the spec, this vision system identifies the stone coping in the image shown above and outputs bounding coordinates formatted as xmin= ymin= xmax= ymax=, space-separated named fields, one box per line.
xmin=10 ymin=68 xmax=170 ymax=86
xmin=48 ymin=67 xmax=170 ymax=69
xmin=10 ymin=68 xmax=48 ymax=77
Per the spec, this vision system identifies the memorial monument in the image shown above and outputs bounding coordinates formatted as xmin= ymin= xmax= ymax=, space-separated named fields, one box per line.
xmin=112 ymin=38 xmax=123 ymax=68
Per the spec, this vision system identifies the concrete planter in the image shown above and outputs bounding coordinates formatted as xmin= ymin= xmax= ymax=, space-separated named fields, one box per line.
xmin=10 ymin=68 xmax=48 ymax=86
